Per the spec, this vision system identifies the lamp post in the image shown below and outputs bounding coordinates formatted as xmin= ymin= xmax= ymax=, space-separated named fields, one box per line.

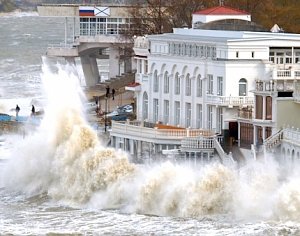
xmin=104 ymin=96 xmax=108 ymax=132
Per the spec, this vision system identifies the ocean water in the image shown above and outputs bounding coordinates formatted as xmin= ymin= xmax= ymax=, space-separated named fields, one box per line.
xmin=1 ymin=12 xmax=300 ymax=236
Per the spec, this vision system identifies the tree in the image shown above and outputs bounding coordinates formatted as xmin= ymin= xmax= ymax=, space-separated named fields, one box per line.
xmin=0 ymin=0 xmax=16 ymax=12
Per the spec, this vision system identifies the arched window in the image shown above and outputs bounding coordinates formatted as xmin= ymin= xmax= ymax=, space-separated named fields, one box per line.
xmin=142 ymin=92 xmax=148 ymax=120
xmin=239 ymin=78 xmax=247 ymax=96
xmin=163 ymin=71 xmax=169 ymax=93
xmin=174 ymin=72 xmax=180 ymax=95
xmin=153 ymin=70 xmax=159 ymax=92
xmin=196 ymin=75 xmax=202 ymax=97
xmin=185 ymin=73 xmax=191 ymax=96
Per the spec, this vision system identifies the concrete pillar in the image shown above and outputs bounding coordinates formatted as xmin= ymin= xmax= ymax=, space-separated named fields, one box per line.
xmin=124 ymin=48 xmax=132 ymax=73
xmin=263 ymin=96 xmax=266 ymax=120
xmin=109 ymin=46 xmax=120 ymax=79
xmin=129 ymin=139 xmax=134 ymax=155
xmin=253 ymin=125 xmax=257 ymax=146
xmin=81 ymin=55 xmax=100 ymax=86
xmin=137 ymin=140 xmax=142 ymax=158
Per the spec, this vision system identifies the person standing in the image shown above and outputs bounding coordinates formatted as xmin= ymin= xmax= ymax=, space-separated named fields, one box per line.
xmin=112 ymin=88 xmax=115 ymax=100
xmin=16 ymin=105 xmax=20 ymax=120
xmin=31 ymin=105 xmax=35 ymax=116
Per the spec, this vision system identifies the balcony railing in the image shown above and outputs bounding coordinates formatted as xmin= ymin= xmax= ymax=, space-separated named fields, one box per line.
xmin=273 ymin=69 xmax=300 ymax=80
xmin=111 ymin=121 xmax=214 ymax=143
xmin=206 ymin=95 xmax=254 ymax=107
xmin=238 ymin=107 xmax=253 ymax=119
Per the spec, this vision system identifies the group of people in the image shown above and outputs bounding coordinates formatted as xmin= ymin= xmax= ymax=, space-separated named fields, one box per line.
xmin=106 ymin=86 xmax=116 ymax=100
xmin=15 ymin=104 xmax=36 ymax=119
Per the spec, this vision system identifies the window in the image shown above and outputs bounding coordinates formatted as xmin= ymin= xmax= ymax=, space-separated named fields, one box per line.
xmin=163 ymin=71 xmax=169 ymax=93
xmin=163 ymin=100 xmax=169 ymax=124
xmin=208 ymin=105 xmax=213 ymax=130
xmin=174 ymin=101 xmax=180 ymax=125
xmin=153 ymin=70 xmax=159 ymax=92
xmin=185 ymin=103 xmax=191 ymax=127
xmin=196 ymin=75 xmax=202 ymax=97
xmin=207 ymin=74 xmax=213 ymax=94
xmin=251 ymin=51 xmax=255 ymax=58
xmin=174 ymin=72 xmax=180 ymax=95
xmin=142 ymin=92 xmax=148 ymax=120
xmin=266 ymin=96 xmax=272 ymax=120
xmin=239 ymin=78 xmax=247 ymax=96
xmin=153 ymin=99 xmax=159 ymax=122
xmin=217 ymin=76 xmax=223 ymax=96
xmin=217 ymin=107 xmax=223 ymax=133
xmin=138 ymin=59 xmax=142 ymax=73
xmin=196 ymin=104 xmax=202 ymax=128
xmin=144 ymin=60 xmax=148 ymax=74
xmin=236 ymin=51 xmax=239 ymax=58
xmin=255 ymin=95 xmax=263 ymax=119
xmin=185 ymin=74 xmax=191 ymax=96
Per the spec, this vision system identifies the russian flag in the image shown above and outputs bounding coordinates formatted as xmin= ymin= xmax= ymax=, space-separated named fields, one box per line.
xmin=79 ymin=6 xmax=94 ymax=16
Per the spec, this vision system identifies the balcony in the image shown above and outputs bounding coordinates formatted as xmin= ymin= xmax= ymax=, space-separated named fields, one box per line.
xmin=238 ymin=107 xmax=253 ymax=119
xmin=272 ymin=68 xmax=300 ymax=80
xmin=206 ymin=95 xmax=254 ymax=107
xmin=110 ymin=121 xmax=214 ymax=145
xmin=255 ymin=80 xmax=296 ymax=93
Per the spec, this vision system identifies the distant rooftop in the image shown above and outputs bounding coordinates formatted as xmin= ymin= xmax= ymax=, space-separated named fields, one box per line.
xmin=193 ymin=6 xmax=249 ymax=15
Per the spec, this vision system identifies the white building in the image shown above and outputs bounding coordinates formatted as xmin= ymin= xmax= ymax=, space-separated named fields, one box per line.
xmin=112 ymin=6 xmax=300 ymax=161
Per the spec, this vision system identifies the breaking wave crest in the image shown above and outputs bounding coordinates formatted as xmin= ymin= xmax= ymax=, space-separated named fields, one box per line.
xmin=2 ymin=60 xmax=300 ymax=221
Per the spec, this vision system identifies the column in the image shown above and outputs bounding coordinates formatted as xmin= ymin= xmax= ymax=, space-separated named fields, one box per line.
xmin=109 ymin=46 xmax=120 ymax=79
xmin=80 ymin=55 xmax=100 ymax=86
xmin=262 ymin=96 xmax=266 ymax=120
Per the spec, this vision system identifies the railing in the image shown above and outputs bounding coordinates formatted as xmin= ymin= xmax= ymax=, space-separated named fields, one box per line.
xmin=264 ymin=129 xmax=284 ymax=151
xmin=47 ymin=42 xmax=76 ymax=49
xmin=181 ymin=137 xmax=214 ymax=150
xmin=255 ymin=80 xmax=296 ymax=92
xmin=206 ymin=95 xmax=254 ymax=107
xmin=273 ymin=69 xmax=300 ymax=79
xmin=264 ymin=127 xmax=300 ymax=152
xmin=238 ymin=107 xmax=253 ymax=119
xmin=214 ymin=138 xmax=235 ymax=165
xmin=111 ymin=121 xmax=214 ymax=141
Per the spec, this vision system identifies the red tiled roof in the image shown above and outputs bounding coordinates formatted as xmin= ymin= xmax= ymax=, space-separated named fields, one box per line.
xmin=193 ymin=6 xmax=249 ymax=15
xmin=127 ymin=82 xmax=141 ymax=87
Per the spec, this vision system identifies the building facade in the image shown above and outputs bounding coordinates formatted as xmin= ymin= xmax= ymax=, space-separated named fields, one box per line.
xmin=132 ymin=6 xmax=300 ymax=151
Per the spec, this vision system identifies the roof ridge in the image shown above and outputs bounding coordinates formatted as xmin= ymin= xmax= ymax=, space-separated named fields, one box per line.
xmin=194 ymin=5 xmax=249 ymax=15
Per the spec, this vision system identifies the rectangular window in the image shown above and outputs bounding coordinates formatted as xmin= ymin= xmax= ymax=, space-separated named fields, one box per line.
xmin=266 ymin=96 xmax=272 ymax=120
xmin=207 ymin=74 xmax=213 ymax=94
xmin=138 ymin=59 xmax=142 ymax=73
xmin=196 ymin=104 xmax=202 ymax=128
xmin=255 ymin=95 xmax=263 ymax=119
xmin=164 ymin=73 xmax=169 ymax=94
xmin=208 ymin=105 xmax=213 ymax=130
xmin=217 ymin=107 xmax=223 ymax=133
xmin=163 ymin=100 xmax=169 ymax=124
xmin=175 ymin=74 xmax=180 ymax=95
xmin=185 ymin=76 xmax=191 ymax=96
xmin=174 ymin=101 xmax=180 ymax=125
xmin=185 ymin=103 xmax=191 ymax=127
xmin=153 ymin=99 xmax=159 ymax=122
xmin=144 ymin=60 xmax=148 ymax=74
xmin=217 ymin=76 xmax=223 ymax=96
xmin=251 ymin=51 xmax=255 ymax=58
xmin=196 ymin=76 xmax=202 ymax=97
xmin=236 ymin=51 xmax=239 ymax=58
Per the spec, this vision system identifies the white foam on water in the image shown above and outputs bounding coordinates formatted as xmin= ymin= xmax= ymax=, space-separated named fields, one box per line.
xmin=2 ymin=59 xmax=300 ymax=223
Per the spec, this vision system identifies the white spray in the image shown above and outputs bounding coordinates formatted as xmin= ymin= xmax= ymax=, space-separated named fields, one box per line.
xmin=2 ymin=60 xmax=300 ymax=221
